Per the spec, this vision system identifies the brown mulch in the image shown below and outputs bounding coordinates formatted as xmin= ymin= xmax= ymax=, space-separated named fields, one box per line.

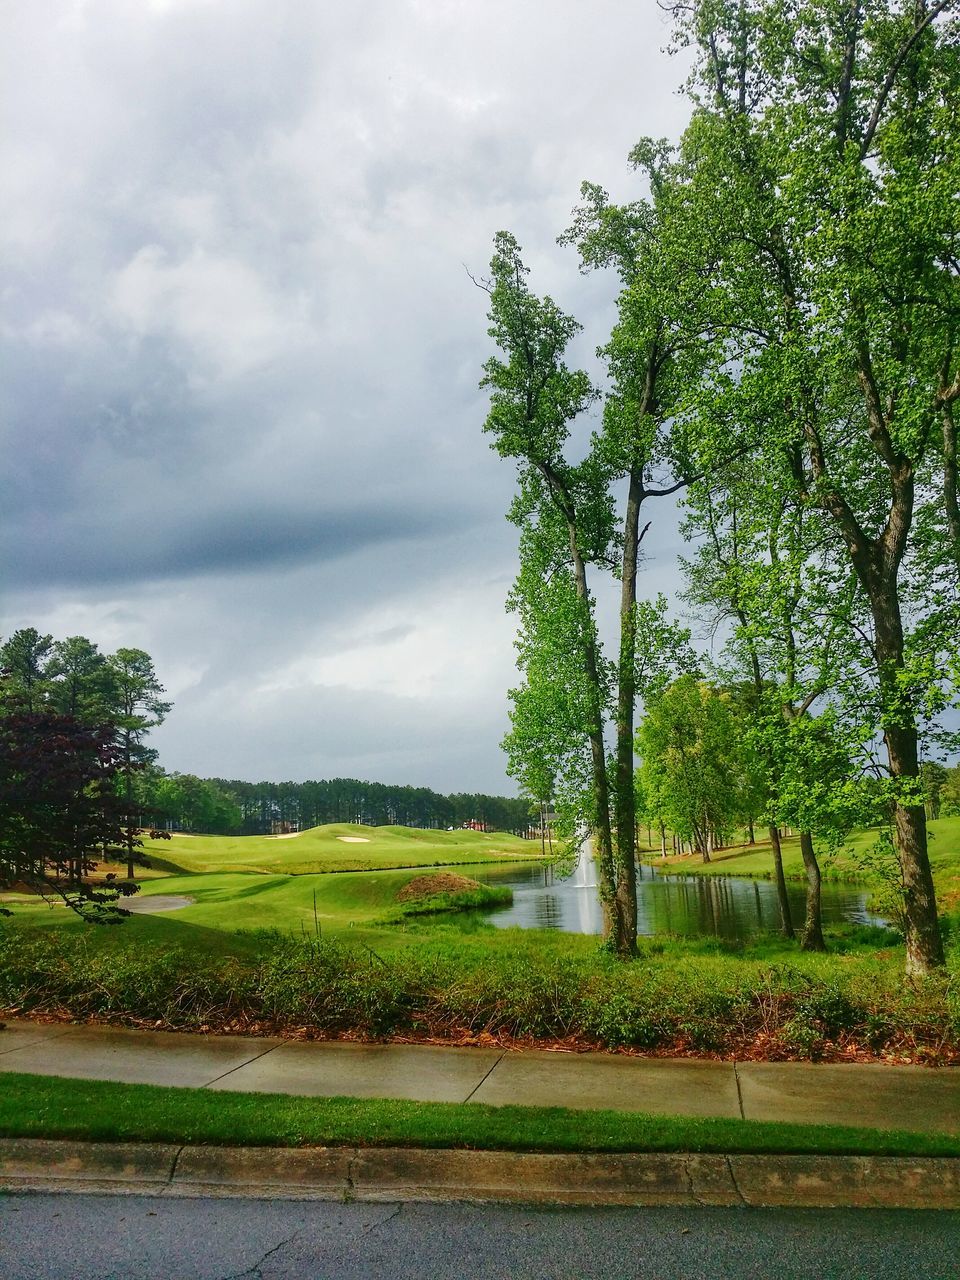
xmin=395 ymin=873 xmax=482 ymax=903
xmin=3 ymin=1005 xmax=957 ymax=1066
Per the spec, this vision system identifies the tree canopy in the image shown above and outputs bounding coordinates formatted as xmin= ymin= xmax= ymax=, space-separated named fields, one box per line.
xmin=480 ymin=0 xmax=960 ymax=973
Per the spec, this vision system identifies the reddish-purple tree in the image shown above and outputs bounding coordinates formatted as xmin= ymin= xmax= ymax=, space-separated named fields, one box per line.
xmin=0 ymin=707 xmax=141 ymax=923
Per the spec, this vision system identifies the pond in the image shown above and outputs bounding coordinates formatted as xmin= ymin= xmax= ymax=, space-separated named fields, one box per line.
xmin=468 ymin=856 xmax=885 ymax=941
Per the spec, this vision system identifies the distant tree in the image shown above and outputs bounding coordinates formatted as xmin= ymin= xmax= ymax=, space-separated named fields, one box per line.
xmin=941 ymin=765 xmax=960 ymax=819
xmin=636 ymin=677 xmax=749 ymax=862
xmin=920 ymin=762 xmax=948 ymax=821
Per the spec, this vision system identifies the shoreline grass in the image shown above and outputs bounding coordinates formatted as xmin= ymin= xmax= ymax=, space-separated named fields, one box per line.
xmin=1 ymin=1071 xmax=957 ymax=1158
xmin=642 ymin=816 xmax=960 ymax=913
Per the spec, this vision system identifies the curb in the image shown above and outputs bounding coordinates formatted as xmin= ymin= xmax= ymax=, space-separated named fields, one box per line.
xmin=2 ymin=1140 xmax=959 ymax=1209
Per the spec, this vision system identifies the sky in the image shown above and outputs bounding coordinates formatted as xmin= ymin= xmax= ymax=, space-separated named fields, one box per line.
xmin=1 ymin=0 xmax=695 ymax=795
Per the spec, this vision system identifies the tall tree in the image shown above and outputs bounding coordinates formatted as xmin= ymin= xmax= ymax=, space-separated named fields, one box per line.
xmin=481 ymin=157 xmax=704 ymax=954
xmin=0 ymin=629 xmax=54 ymax=712
xmin=48 ymin=636 xmax=112 ymax=722
xmin=481 ymin=232 xmax=620 ymax=934
xmin=667 ymin=0 xmax=959 ymax=973
xmin=105 ymin=649 xmax=171 ymax=878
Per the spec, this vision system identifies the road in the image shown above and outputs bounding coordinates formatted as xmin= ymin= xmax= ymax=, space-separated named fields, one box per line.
xmin=1 ymin=1194 xmax=957 ymax=1279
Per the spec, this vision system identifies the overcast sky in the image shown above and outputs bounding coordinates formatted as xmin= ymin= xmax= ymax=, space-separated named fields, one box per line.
xmin=1 ymin=0 xmax=695 ymax=795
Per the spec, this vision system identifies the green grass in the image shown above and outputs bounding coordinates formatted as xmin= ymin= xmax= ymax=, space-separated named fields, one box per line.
xmin=644 ymin=817 xmax=960 ymax=911
xmin=1 ymin=1072 xmax=956 ymax=1158
xmin=135 ymin=824 xmax=541 ymax=876
xmin=1 ymin=862 xmax=521 ymax=950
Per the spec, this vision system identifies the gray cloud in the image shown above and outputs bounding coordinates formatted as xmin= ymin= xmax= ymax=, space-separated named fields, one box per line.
xmin=1 ymin=0 xmax=692 ymax=793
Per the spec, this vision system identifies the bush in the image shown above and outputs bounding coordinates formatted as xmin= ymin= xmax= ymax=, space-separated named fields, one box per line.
xmin=1 ymin=922 xmax=957 ymax=1063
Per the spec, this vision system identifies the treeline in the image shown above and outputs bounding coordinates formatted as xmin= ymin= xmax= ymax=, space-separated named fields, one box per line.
xmin=134 ymin=768 xmax=533 ymax=837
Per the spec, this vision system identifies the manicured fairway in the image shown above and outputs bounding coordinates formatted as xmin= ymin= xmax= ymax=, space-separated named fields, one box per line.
xmin=136 ymin=823 xmax=540 ymax=875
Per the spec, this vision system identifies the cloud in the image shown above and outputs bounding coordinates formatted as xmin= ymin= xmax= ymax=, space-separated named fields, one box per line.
xmin=1 ymin=0 xmax=693 ymax=793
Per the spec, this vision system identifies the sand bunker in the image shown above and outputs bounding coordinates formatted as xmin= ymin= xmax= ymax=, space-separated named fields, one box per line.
xmin=124 ymin=895 xmax=194 ymax=913
xmin=337 ymin=836 xmax=371 ymax=843
xmin=270 ymin=831 xmax=304 ymax=840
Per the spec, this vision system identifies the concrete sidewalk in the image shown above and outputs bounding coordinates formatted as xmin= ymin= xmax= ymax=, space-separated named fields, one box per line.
xmin=2 ymin=1018 xmax=958 ymax=1134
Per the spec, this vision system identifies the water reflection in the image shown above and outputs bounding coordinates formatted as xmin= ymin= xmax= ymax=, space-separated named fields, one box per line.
xmin=466 ymin=856 xmax=884 ymax=941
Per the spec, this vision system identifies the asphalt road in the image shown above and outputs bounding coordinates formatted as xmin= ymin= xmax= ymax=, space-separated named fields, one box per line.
xmin=1 ymin=1195 xmax=957 ymax=1280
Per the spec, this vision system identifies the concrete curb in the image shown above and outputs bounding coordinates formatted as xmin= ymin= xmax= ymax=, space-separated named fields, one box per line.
xmin=2 ymin=1140 xmax=959 ymax=1209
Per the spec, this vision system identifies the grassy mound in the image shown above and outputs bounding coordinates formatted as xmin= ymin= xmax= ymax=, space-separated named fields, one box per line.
xmin=392 ymin=873 xmax=512 ymax=917
xmin=397 ymin=873 xmax=483 ymax=901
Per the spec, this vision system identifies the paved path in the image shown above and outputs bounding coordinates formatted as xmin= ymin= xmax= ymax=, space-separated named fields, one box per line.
xmin=2 ymin=1018 xmax=957 ymax=1133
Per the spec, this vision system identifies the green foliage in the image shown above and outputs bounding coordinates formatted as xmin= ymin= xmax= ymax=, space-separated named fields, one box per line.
xmin=665 ymin=0 xmax=960 ymax=971
xmin=636 ymin=676 xmax=756 ymax=853
xmin=2 ymin=922 xmax=956 ymax=1062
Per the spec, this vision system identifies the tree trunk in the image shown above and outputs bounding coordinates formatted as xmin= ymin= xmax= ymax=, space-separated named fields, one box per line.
xmin=611 ymin=469 xmax=646 ymax=957
xmin=659 ymin=820 xmax=667 ymax=858
xmin=566 ymin=523 xmax=617 ymax=943
xmin=769 ymin=825 xmax=794 ymax=939
xmin=124 ymin=745 xmax=135 ymax=880
xmin=886 ymin=723 xmax=944 ymax=974
xmin=798 ymin=830 xmax=825 ymax=951
xmin=943 ymin=402 xmax=960 ymax=573
xmin=747 ymin=818 xmax=755 ymax=845
xmin=869 ymin=575 xmax=945 ymax=972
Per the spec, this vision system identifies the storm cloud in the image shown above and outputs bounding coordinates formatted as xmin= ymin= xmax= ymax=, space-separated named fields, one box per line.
xmin=2 ymin=0 xmax=692 ymax=793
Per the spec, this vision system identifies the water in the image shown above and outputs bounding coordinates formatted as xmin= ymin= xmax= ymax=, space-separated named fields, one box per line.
xmin=468 ymin=856 xmax=885 ymax=940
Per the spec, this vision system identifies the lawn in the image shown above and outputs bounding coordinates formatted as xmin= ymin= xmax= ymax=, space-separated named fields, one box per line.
xmin=2 ymin=1072 xmax=956 ymax=1158
xmin=2 ymin=820 xmax=957 ymax=1064
xmin=133 ymin=823 xmax=541 ymax=876
xmin=1 ymin=861 xmax=518 ymax=952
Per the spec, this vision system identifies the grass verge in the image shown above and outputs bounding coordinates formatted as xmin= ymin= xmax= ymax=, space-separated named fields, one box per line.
xmin=1 ymin=1072 xmax=957 ymax=1159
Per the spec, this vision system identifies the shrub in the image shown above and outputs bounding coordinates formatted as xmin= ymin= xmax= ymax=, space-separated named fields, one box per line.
xmin=1 ymin=922 xmax=956 ymax=1063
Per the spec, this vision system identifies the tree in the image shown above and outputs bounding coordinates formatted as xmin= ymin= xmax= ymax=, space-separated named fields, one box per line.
xmin=0 ymin=629 xmax=54 ymax=712
xmin=665 ymin=0 xmax=959 ymax=973
xmin=636 ymin=676 xmax=750 ymax=861
xmin=920 ymin=761 xmax=948 ymax=820
xmin=679 ymin=456 xmax=868 ymax=947
xmin=104 ymin=649 xmax=171 ymax=878
xmin=47 ymin=636 xmax=112 ymax=722
xmin=0 ymin=699 xmax=139 ymax=923
xmin=481 ymin=180 xmax=703 ymax=953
